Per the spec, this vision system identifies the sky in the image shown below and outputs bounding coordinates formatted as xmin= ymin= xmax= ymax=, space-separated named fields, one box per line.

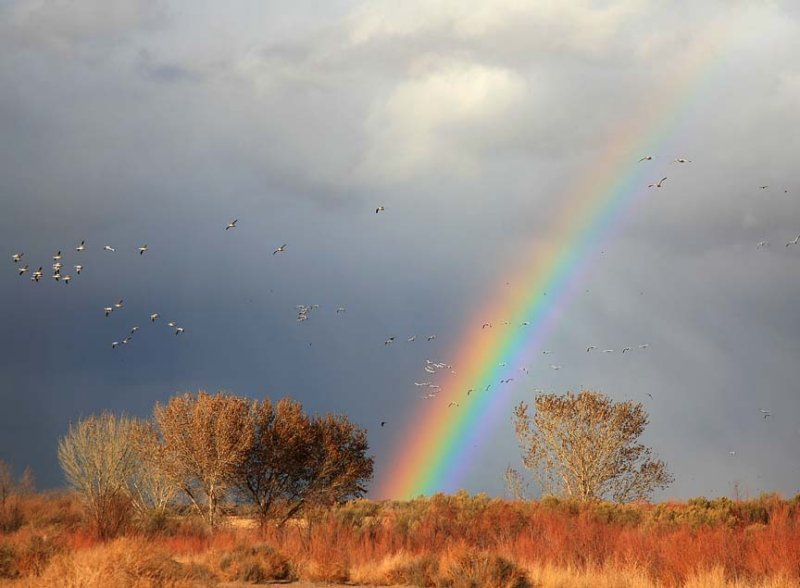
xmin=1 ymin=0 xmax=799 ymax=500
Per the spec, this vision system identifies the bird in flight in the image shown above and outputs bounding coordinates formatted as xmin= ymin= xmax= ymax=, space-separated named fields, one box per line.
xmin=729 ymin=451 xmax=736 ymax=456
xmin=549 ymin=364 xmax=561 ymax=370
xmin=273 ymin=244 xmax=287 ymax=255
xmin=482 ymin=323 xmax=492 ymax=329
xmin=149 ymin=313 xmax=159 ymax=322
xmin=11 ymin=253 xmax=23 ymax=263
xmin=622 ymin=347 xmax=632 ymax=353
xmin=384 ymin=337 xmax=395 ymax=346
xmin=130 ymin=326 xmax=139 ymax=335
xmin=62 ymin=275 xmax=71 ymax=284
xmin=138 ymin=244 xmax=148 ymax=255
xmin=638 ymin=155 xmax=653 ymax=162
xmin=380 ymin=421 xmax=386 ymax=427
xmin=603 ymin=349 xmax=614 ymax=353
xmin=542 ymin=350 xmax=552 ymax=355
xmin=648 ymin=177 xmax=668 ymax=188
xmin=407 ymin=335 xmax=416 ymax=342
xmin=103 ymin=245 xmax=115 ymax=252
xmin=74 ymin=265 xmax=83 ymax=275
xmin=756 ymin=241 xmax=769 ymax=249
xmin=175 ymin=327 xmax=185 ymax=335
xmin=587 ymin=346 xmax=597 ymax=352
xmin=448 ymin=402 xmax=460 ymax=408
xmin=225 ymin=219 xmax=238 ymax=230
xmin=427 ymin=335 xmax=436 ymax=342
xmin=104 ymin=307 xmax=114 ymax=317
xmin=414 ymin=382 xmax=431 ymax=387
xmin=336 ymin=306 xmax=346 ymax=314
xmin=114 ymin=299 xmax=124 ymax=309
xmin=111 ymin=341 xmax=120 ymax=349
xmin=759 ymin=185 xmax=768 ymax=190
xmin=639 ymin=344 xmax=649 ymax=349
xmin=376 ymin=206 xmax=385 ymax=214
xmin=646 ymin=393 xmax=653 ymax=399
xmin=75 ymin=241 xmax=86 ymax=252
xmin=31 ymin=267 xmax=43 ymax=282
xmin=53 ymin=251 xmax=62 ymax=261
xmin=786 ymin=235 xmax=800 ymax=247
xmin=671 ymin=158 xmax=691 ymax=164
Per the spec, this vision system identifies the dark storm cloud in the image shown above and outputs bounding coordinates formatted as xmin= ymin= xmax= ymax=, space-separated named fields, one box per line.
xmin=0 ymin=1 xmax=798 ymax=499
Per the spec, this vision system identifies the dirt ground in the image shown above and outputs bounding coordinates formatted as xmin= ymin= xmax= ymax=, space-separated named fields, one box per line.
xmin=219 ymin=584 xmax=414 ymax=588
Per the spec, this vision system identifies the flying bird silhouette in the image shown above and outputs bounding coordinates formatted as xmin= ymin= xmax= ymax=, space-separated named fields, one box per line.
xmin=225 ymin=219 xmax=238 ymax=230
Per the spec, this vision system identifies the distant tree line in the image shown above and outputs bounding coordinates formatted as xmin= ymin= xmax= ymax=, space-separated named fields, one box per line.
xmin=57 ymin=391 xmax=373 ymax=538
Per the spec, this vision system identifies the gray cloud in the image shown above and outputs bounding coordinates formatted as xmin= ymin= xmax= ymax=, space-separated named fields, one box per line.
xmin=0 ymin=1 xmax=798 ymax=499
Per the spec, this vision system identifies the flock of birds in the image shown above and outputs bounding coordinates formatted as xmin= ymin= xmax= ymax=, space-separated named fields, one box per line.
xmin=10 ymin=240 xmax=188 ymax=348
xmin=7 ymin=154 xmax=795 ymax=445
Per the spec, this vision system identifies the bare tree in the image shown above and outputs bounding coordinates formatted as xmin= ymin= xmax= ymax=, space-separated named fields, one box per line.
xmin=0 ymin=460 xmax=13 ymax=510
xmin=235 ymin=398 xmax=373 ymax=527
xmin=0 ymin=459 xmax=24 ymax=532
xmin=18 ymin=466 xmax=35 ymax=496
xmin=57 ymin=413 xmax=137 ymax=538
xmin=154 ymin=391 xmax=255 ymax=528
xmin=513 ymin=390 xmax=672 ymax=502
xmin=127 ymin=419 xmax=177 ymax=523
xmin=503 ymin=465 xmax=529 ymax=500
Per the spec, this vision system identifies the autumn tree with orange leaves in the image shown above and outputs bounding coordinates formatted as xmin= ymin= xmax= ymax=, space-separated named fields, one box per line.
xmin=235 ymin=397 xmax=373 ymax=526
xmin=154 ymin=391 xmax=372 ymax=529
xmin=513 ymin=390 xmax=672 ymax=502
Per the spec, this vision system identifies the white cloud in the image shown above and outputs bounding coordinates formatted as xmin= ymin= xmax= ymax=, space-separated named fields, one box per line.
xmin=358 ymin=57 xmax=528 ymax=182
xmin=347 ymin=0 xmax=643 ymax=57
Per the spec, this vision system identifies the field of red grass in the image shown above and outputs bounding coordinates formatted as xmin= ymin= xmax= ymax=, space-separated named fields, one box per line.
xmin=1 ymin=491 xmax=799 ymax=587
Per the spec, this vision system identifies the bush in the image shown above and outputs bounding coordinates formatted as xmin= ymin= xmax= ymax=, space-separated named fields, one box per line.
xmin=217 ymin=543 xmax=293 ymax=583
xmin=438 ymin=548 xmax=530 ymax=588
xmin=0 ymin=503 xmax=24 ymax=533
xmin=17 ymin=534 xmax=62 ymax=577
xmin=0 ymin=543 xmax=18 ymax=579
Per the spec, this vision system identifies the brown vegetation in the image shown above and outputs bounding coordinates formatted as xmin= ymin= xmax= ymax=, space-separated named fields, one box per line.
xmin=1 ymin=490 xmax=799 ymax=587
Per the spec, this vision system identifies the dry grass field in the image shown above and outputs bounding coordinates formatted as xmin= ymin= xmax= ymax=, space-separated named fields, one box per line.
xmin=1 ymin=491 xmax=799 ymax=587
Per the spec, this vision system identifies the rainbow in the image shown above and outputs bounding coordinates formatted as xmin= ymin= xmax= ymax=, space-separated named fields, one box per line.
xmin=377 ymin=15 xmax=749 ymax=499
